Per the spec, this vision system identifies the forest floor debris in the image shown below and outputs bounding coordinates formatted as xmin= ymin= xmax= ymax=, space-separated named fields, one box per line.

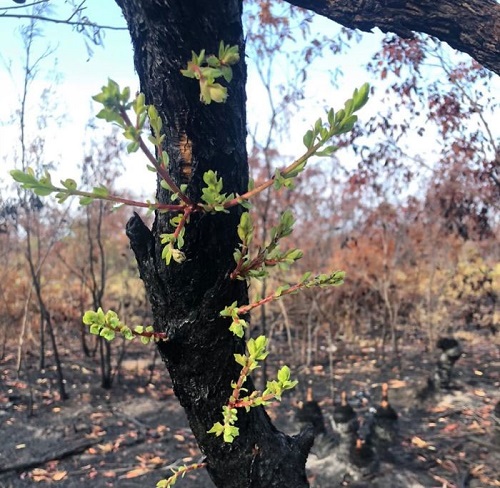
xmin=0 ymin=334 xmax=498 ymax=487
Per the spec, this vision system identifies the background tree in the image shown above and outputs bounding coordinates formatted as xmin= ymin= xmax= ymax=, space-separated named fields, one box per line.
xmin=12 ymin=10 xmax=69 ymax=400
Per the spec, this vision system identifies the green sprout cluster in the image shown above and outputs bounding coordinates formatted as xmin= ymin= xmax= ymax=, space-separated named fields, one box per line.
xmin=302 ymin=82 xmax=370 ymax=151
xmin=156 ymin=462 xmax=207 ymax=488
xmin=208 ymin=336 xmax=297 ymax=443
xmin=82 ymin=308 xmax=167 ymax=344
xmin=181 ymin=41 xmax=240 ymax=104
xmin=10 ymin=168 xmax=112 ymax=206
xmin=199 ymin=170 xmax=235 ymax=212
xmin=232 ymin=209 xmax=303 ymax=281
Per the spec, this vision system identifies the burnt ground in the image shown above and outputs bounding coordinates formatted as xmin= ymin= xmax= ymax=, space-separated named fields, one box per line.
xmin=0 ymin=333 xmax=498 ymax=488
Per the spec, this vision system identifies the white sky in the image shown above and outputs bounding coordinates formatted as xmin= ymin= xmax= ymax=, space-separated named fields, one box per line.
xmin=0 ymin=1 xmax=498 ymax=204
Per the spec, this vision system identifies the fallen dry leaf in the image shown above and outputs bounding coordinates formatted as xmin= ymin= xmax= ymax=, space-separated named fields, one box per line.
xmin=388 ymin=379 xmax=407 ymax=389
xmin=429 ymin=404 xmax=453 ymax=413
xmin=31 ymin=468 xmax=50 ymax=482
xmin=121 ymin=467 xmax=151 ymax=479
xmin=149 ymin=456 xmax=163 ymax=465
xmin=441 ymin=423 xmax=459 ymax=433
xmin=52 ymin=471 xmax=67 ymax=481
xmin=98 ymin=442 xmax=115 ymax=453
xmin=411 ymin=436 xmax=429 ymax=449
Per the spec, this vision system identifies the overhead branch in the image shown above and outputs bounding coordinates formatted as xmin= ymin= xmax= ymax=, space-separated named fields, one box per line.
xmin=285 ymin=0 xmax=500 ymax=75
xmin=0 ymin=12 xmax=127 ymax=30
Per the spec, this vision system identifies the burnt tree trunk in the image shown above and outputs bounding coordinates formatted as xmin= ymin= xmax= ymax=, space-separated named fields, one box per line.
xmin=115 ymin=1 xmax=313 ymax=487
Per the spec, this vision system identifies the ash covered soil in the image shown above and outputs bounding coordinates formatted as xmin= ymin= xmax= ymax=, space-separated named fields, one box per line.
xmin=0 ymin=333 xmax=498 ymax=487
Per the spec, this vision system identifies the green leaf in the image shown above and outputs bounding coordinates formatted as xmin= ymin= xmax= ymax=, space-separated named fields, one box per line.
xmin=327 ymin=108 xmax=335 ymax=127
xmin=300 ymin=272 xmax=312 ymax=283
xmin=223 ymin=425 xmax=239 ymax=443
xmin=315 ymin=145 xmax=338 ymax=157
xmin=79 ymin=196 xmax=94 ymax=206
xmin=220 ymin=302 xmax=238 ymax=317
xmin=122 ymin=327 xmax=134 ymax=340
xmin=89 ymin=324 xmax=100 ymax=335
xmin=92 ymin=186 xmax=109 ymax=198
xmin=352 ymin=82 xmax=370 ymax=111
xmin=33 ymin=186 xmax=54 ymax=197
xmin=100 ymin=328 xmax=115 ymax=341
xmin=237 ymin=212 xmax=253 ymax=245
xmin=234 ymin=354 xmax=247 ymax=367
xmin=274 ymin=284 xmax=290 ymax=297
xmin=207 ymin=422 xmax=224 ymax=436
xmin=229 ymin=319 xmax=246 ymax=338
xmin=95 ymin=108 xmax=124 ymax=127
xmin=277 ymin=365 xmax=291 ymax=383
xmin=338 ymin=114 xmax=358 ymax=133
xmin=344 ymin=98 xmax=354 ymax=117
xmin=61 ymin=178 xmax=77 ymax=190
xmin=82 ymin=310 xmax=97 ymax=325
xmin=180 ymin=68 xmax=196 ymax=79
xmin=314 ymin=117 xmax=322 ymax=133
xmin=121 ymin=86 xmax=131 ymax=103
xmin=335 ymin=109 xmax=345 ymax=125
xmin=161 ymin=152 xmax=170 ymax=168
xmin=221 ymin=66 xmax=233 ymax=83
xmin=133 ymin=92 xmax=146 ymax=114
xmin=302 ymin=129 xmax=314 ymax=149
xmin=127 ymin=141 xmax=140 ymax=153
xmin=10 ymin=169 xmax=36 ymax=185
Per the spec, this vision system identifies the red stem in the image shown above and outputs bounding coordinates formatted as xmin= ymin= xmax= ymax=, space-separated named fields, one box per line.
xmin=230 ymin=362 xmax=251 ymax=404
xmin=134 ymin=330 xmax=169 ymax=341
xmin=69 ymin=188 xmax=185 ymax=212
xmin=238 ymin=281 xmax=304 ymax=315
xmin=119 ymin=108 xmax=193 ymax=206
xmin=173 ymin=206 xmax=193 ymax=239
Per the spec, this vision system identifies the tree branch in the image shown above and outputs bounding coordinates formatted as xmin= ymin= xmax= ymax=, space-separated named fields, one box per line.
xmin=0 ymin=13 xmax=127 ymax=31
xmin=285 ymin=0 xmax=500 ymax=75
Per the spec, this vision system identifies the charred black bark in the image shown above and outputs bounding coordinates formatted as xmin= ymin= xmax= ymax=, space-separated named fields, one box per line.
xmin=285 ymin=0 xmax=500 ymax=76
xmin=116 ymin=1 xmax=313 ymax=486
xmin=434 ymin=337 xmax=462 ymax=389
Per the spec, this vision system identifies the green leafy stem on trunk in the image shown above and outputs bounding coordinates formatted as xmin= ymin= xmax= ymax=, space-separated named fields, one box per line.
xmin=208 ymin=336 xmax=297 ymax=443
xmin=220 ymin=271 xmax=345 ymax=338
xmin=231 ymin=209 xmax=303 ymax=280
xmin=156 ymin=462 xmax=208 ymax=488
xmin=82 ymin=308 xmax=167 ymax=344
xmin=181 ymin=41 xmax=240 ymax=104
xmin=10 ymin=73 xmax=369 ymax=268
